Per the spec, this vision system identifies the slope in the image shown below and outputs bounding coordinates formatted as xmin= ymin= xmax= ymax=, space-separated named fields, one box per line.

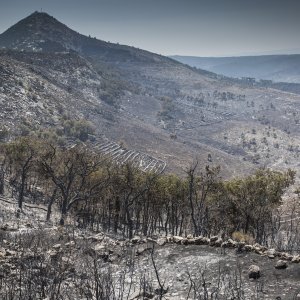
xmin=0 ymin=12 xmax=300 ymax=177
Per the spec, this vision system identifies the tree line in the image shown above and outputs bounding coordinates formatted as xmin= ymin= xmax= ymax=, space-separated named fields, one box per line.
xmin=0 ymin=137 xmax=296 ymax=245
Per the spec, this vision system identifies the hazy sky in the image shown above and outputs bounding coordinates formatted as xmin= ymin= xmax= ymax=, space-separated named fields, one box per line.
xmin=0 ymin=0 xmax=300 ymax=57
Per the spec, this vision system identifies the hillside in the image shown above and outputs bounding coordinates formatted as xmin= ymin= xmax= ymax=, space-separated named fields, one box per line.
xmin=171 ymin=55 xmax=300 ymax=84
xmin=1 ymin=12 xmax=300 ymax=178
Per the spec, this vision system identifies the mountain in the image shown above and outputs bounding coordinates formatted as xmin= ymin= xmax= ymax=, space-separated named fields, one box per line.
xmin=0 ymin=11 xmax=173 ymax=64
xmin=1 ymin=12 xmax=300 ymax=177
xmin=171 ymin=55 xmax=300 ymax=83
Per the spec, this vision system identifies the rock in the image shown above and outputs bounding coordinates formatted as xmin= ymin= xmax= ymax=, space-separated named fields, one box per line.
xmin=131 ymin=236 xmax=141 ymax=244
xmin=291 ymin=255 xmax=300 ymax=263
xmin=266 ymin=248 xmax=276 ymax=259
xmin=87 ymin=233 xmax=104 ymax=242
xmin=221 ymin=241 xmax=229 ymax=248
xmin=187 ymin=234 xmax=193 ymax=239
xmin=186 ymin=238 xmax=196 ymax=244
xmin=214 ymin=238 xmax=223 ymax=247
xmin=166 ymin=236 xmax=174 ymax=243
xmin=210 ymin=236 xmax=218 ymax=243
xmin=5 ymin=249 xmax=17 ymax=256
xmin=173 ymin=236 xmax=184 ymax=244
xmin=180 ymin=238 xmax=189 ymax=245
xmin=227 ymin=239 xmax=237 ymax=247
xmin=275 ymin=260 xmax=287 ymax=269
xmin=94 ymin=244 xmax=106 ymax=252
xmin=146 ymin=237 xmax=156 ymax=243
xmin=52 ymin=244 xmax=61 ymax=250
xmin=65 ymin=241 xmax=75 ymax=248
xmin=193 ymin=236 xmax=210 ymax=245
xmin=48 ymin=249 xmax=59 ymax=259
xmin=244 ymin=244 xmax=253 ymax=252
xmin=129 ymin=290 xmax=154 ymax=299
xmin=248 ymin=265 xmax=260 ymax=279
xmin=279 ymin=252 xmax=293 ymax=261
xmin=0 ymin=224 xmax=8 ymax=231
xmin=136 ymin=245 xmax=152 ymax=256
xmin=108 ymin=254 xmax=120 ymax=263
xmin=156 ymin=238 xmax=167 ymax=246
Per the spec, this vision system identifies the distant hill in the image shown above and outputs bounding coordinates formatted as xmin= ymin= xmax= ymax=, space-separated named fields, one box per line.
xmin=171 ymin=55 xmax=300 ymax=83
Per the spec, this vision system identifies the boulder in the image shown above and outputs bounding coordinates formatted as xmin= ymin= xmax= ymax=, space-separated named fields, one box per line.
xmin=279 ymin=252 xmax=293 ymax=261
xmin=166 ymin=236 xmax=174 ymax=243
xmin=266 ymin=248 xmax=277 ymax=259
xmin=227 ymin=239 xmax=237 ymax=247
xmin=291 ymin=255 xmax=300 ymax=263
xmin=156 ymin=238 xmax=167 ymax=246
xmin=192 ymin=236 xmax=204 ymax=245
xmin=244 ymin=244 xmax=254 ymax=252
xmin=275 ymin=260 xmax=287 ymax=269
xmin=248 ymin=265 xmax=261 ymax=279
xmin=173 ymin=236 xmax=184 ymax=244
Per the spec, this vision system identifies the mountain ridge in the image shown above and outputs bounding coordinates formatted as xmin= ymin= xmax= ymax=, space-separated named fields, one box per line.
xmin=1 ymin=12 xmax=300 ymax=177
xmin=171 ymin=54 xmax=300 ymax=84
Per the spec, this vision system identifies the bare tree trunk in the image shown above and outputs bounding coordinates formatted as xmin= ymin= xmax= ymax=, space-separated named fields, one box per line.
xmin=46 ymin=188 xmax=57 ymax=221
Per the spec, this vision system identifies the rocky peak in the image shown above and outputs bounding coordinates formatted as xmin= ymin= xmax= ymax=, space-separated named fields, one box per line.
xmin=0 ymin=11 xmax=83 ymax=53
xmin=0 ymin=12 xmax=171 ymax=64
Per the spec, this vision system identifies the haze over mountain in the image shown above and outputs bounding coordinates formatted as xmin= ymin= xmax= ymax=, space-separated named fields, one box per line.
xmin=171 ymin=55 xmax=300 ymax=84
xmin=1 ymin=12 xmax=300 ymax=178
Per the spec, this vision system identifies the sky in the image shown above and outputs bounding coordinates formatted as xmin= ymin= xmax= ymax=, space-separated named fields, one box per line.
xmin=0 ymin=0 xmax=300 ymax=57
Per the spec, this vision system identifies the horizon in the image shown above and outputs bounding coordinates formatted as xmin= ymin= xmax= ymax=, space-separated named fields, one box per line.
xmin=0 ymin=0 xmax=300 ymax=57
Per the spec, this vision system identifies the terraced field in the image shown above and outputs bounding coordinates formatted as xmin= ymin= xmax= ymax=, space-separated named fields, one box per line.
xmin=91 ymin=138 xmax=166 ymax=173
xmin=65 ymin=137 xmax=166 ymax=174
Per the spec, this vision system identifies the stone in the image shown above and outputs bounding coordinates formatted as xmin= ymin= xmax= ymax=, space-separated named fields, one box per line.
xmin=5 ymin=249 xmax=17 ymax=256
xmin=291 ymin=255 xmax=300 ymax=263
xmin=52 ymin=244 xmax=61 ymax=250
xmin=94 ymin=244 xmax=106 ymax=252
xmin=65 ymin=241 xmax=75 ymax=248
xmin=48 ymin=249 xmax=59 ymax=259
xmin=156 ymin=238 xmax=167 ymax=246
xmin=214 ymin=238 xmax=223 ymax=247
xmin=244 ymin=244 xmax=253 ymax=252
xmin=87 ymin=233 xmax=104 ymax=242
xmin=173 ymin=236 xmax=184 ymax=244
xmin=136 ymin=245 xmax=152 ymax=256
xmin=279 ymin=252 xmax=293 ymax=261
xmin=180 ymin=238 xmax=189 ymax=245
xmin=227 ymin=239 xmax=237 ymax=247
xmin=248 ymin=265 xmax=260 ymax=279
xmin=131 ymin=236 xmax=141 ymax=244
xmin=129 ymin=290 xmax=154 ymax=300
xmin=0 ymin=224 xmax=8 ymax=231
xmin=266 ymin=248 xmax=276 ymax=259
xmin=210 ymin=236 xmax=218 ymax=243
xmin=275 ymin=260 xmax=287 ymax=269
